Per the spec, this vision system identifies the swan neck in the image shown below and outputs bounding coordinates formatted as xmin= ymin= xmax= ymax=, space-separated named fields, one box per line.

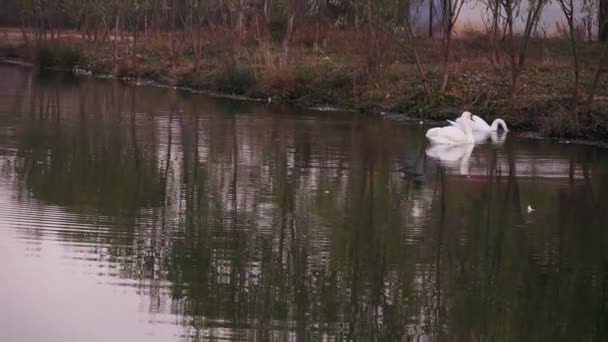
xmin=492 ymin=119 xmax=508 ymax=131
xmin=463 ymin=118 xmax=474 ymax=142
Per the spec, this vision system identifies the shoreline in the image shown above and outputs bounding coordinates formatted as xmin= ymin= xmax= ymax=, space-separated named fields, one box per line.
xmin=2 ymin=54 xmax=608 ymax=148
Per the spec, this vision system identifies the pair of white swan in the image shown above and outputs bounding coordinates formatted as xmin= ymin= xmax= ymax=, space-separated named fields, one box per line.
xmin=425 ymin=111 xmax=509 ymax=145
xmin=425 ymin=112 xmax=509 ymax=175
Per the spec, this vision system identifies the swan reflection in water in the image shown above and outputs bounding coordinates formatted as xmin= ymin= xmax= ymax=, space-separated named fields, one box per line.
xmin=426 ymin=143 xmax=474 ymax=175
xmin=474 ymin=130 xmax=507 ymax=145
xmin=426 ymin=131 xmax=507 ymax=175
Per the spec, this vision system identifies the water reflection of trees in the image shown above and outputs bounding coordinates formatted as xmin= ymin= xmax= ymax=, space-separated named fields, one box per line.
xmin=14 ymin=78 xmax=164 ymax=215
xmin=6 ymin=71 xmax=608 ymax=341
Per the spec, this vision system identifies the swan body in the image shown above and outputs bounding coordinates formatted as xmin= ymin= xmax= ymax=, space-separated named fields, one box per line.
xmin=446 ymin=121 xmax=508 ymax=145
xmin=426 ymin=111 xmax=475 ymax=145
xmin=448 ymin=115 xmax=509 ymax=132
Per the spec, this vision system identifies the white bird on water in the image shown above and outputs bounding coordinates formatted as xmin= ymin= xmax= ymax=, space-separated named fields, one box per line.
xmin=448 ymin=114 xmax=509 ymax=132
xmin=426 ymin=111 xmax=475 ymax=145
xmin=527 ymin=205 xmax=536 ymax=213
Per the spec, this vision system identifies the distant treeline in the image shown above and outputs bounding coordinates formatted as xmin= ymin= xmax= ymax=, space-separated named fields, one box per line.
xmin=1 ymin=0 xmax=606 ymax=35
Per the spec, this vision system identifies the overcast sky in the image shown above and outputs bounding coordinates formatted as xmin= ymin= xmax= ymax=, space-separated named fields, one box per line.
xmin=413 ymin=0 xmax=593 ymax=35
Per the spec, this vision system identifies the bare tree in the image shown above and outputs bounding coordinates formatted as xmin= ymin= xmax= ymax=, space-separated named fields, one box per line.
xmin=500 ymin=0 xmax=549 ymax=99
xmin=440 ymin=0 xmax=466 ymax=92
xmin=97 ymin=0 xmax=124 ymax=66
xmin=232 ymin=0 xmax=247 ymax=62
xmin=170 ymin=0 xmax=178 ymax=64
xmin=380 ymin=6 xmax=432 ymax=97
xmin=582 ymin=0 xmax=599 ymax=41
xmin=429 ymin=0 xmax=435 ymax=37
xmin=557 ymin=0 xmax=580 ymax=102
xmin=586 ymin=19 xmax=608 ymax=109
xmin=601 ymin=0 xmax=608 ymax=41
xmin=481 ymin=0 xmax=502 ymax=66
xmin=179 ymin=0 xmax=209 ymax=71
xmin=366 ymin=0 xmax=376 ymax=74
xmin=129 ymin=0 xmax=152 ymax=74
xmin=281 ymin=0 xmax=299 ymax=67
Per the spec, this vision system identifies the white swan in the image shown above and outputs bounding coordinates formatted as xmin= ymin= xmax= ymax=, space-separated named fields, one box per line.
xmin=448 ymin=114 xmax=509 ymax=132
xmin=426 ymin=111 xmax=474 ymax=145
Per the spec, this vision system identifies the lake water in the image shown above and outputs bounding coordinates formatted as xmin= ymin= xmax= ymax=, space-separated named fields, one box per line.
xmin=0 ymin=64 xmax=607 ymax=342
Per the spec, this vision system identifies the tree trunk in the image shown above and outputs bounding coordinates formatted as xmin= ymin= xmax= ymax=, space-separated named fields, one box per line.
xmin=114 ymin=14 xmax=120 ymax=58
xmin=281 ymin=10 xmax=296 ymax=67
xmin=233 ymin=0 xmax=245 ymax=62
xmin=81 ymin=14 xmax=87 ymax=40
xmin=263 ymin=0 xmax=271 ymax=24
xmin=586 ymin=40 xmax=608 ymax=109
xmin=132 ymin=16 xmax=139 ymax=74
xmin=491 ymin=0 xmax=500 ymax=65
xmin=440 ymin=0 xmax=458 ymax=92
xmin=429 ymin=0 xmax=434 ymax=38
xmin=600 ymin=0 xmax=608 ymax=41
xmin=170 ymin=0 xmax=176 ymax=64
xmin=440 ymin=27 xmax=452 ymax=92
xmin=567 ymin=18 xmax=580 ymax=102
xmin=510 ymin=0 xmax=547 ymax=99
xmin=366 ymin=0 xmax=376 ymax=74
xmin=20 ymin=18 xmax=30 ymax=47
xmin=506 ymin=5 xmax=517 ymax=100
xmin=191 ymin=25 xmax=201 ymax=71
xmin=314 ymin=0 xmax=326 ymax=49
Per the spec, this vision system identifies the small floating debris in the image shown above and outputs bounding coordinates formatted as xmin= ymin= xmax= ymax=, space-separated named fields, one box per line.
xmin=527 ymin=205 xmax=536 ymax=213
xmin=311 ymin=106 xmax=339 ymax=112
xmin=324 ymin=190 xmax=330 ymax=194
xmin=74 ymin=68 xmax=93 ymax=76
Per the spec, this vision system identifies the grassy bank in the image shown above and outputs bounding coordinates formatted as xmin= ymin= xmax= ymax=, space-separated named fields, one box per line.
xmin=3 ymin=29 xmax=608 ymax=141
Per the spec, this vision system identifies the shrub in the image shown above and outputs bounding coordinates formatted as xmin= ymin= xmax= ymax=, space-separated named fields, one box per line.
xmin=294 ymin=60 xmax=353 ymax=90
xmin=216 ymin=63 xmax=256 ymax=95
xmin=258 ymin=66 xmax=298 ymax=99
xmin=2 ymin=46 xmax=19 ymax=59
xmin=35 ymin=46 xmax=56 ymax=70
xmin=35 ymin=44 xmax=81 ymax=71
xmin=395 ymin=92 xmax=462 ymax=119
xmin=58 ymin=45 xmax=81 ymax=70
xmin=542 ymin=108 xmax=582 ymax=138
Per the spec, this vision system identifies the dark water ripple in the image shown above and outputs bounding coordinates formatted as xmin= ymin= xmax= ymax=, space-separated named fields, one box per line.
xmin=1 ymin=64 xmax=608 ymax=342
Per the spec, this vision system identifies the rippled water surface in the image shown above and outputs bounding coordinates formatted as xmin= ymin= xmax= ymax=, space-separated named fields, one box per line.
xmin=1 ymin=64 xmax=607 ymax=342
